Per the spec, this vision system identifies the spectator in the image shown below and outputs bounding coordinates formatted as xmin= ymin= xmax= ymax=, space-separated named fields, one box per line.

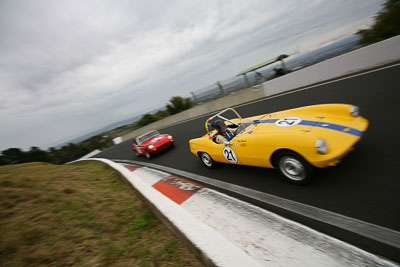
xmin=255 ymin=71 xmax=263 ymax=83
xmin=273 ymin=67 xmax=285 ymax=78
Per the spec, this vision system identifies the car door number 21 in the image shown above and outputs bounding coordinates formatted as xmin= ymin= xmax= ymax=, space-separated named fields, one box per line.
xmin=223 ymin=147 xmax=238 ymax=163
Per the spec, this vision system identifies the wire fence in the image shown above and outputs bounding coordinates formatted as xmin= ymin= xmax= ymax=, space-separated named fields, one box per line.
xmin=190 ymin=64 xmax=279 ymax=104
xmin=189 ymin=35 xmax=361 ymax=105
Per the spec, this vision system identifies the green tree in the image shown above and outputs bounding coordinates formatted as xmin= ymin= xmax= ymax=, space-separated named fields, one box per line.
xmin=0 ymin=148 xmax=27 ymax=165
xmin=82 ymin=135 xmax=113 ymax=150
xmin=0 ymin=136 xmax=115 ymax=166
xmin=25 ymin=146 xmax=51 ymax=162
xmin=155 ymin=109 xmax=170 ymax=120
xmin=48 ymin=143 xmax=85 ymax=164
xmin=48 ymin=147 xmax=63 ymax=164
xmin=357 ymin=0 xmax=400 ymax=46
xmin=137 ymin=114 xmax=158 ymax=127
xmin=166 ymin=96 xmax=193 ymax=115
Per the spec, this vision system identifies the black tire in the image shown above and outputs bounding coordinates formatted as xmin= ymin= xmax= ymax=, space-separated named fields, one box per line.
xmin=134 ymin=151 xmax=140 ymax=157
xmin=145 ymin=150 xmax=152 ymax=159
xmin=275 ymin=151 xmax=314 ymax=185
xmin=199 ymin=152 xmax=215 ymax=169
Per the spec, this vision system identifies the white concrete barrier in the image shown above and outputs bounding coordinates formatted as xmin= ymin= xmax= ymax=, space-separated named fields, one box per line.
xmin=263 ymin=35 xmax=400 ymax=96
xmin=78 ymin=149 xmax=101 ymax=160
xmin=112 ymin=136 xmax=123 ymax=144
xmin=122 ymin=86 xmax=265 ymax=141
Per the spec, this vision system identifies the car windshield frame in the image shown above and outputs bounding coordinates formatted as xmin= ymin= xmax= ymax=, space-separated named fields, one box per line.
xmin=137 ymin=130 xmax=160 ymax=144
xmin=207 ymin=108 xmax=242 ymax=126
xmin=205 ymin=108 xmax=260 ymax=140
xmin=233 ymin=119 xmax=255 ymax=136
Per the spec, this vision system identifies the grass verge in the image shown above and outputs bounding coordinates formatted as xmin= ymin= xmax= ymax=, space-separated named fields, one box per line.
xmin=0 ymin=162 xmax=204 ymax=266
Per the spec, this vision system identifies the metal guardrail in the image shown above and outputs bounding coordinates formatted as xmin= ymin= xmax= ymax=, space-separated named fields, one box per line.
xmin=190 ymin=70 xmax=269 ymax=104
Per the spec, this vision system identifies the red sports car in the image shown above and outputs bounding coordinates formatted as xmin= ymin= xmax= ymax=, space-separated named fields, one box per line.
xmin=132 ymin=130 xmax=174 ymax=159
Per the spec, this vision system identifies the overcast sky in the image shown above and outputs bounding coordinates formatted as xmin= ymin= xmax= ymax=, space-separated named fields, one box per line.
xmin=0 ymin=0 xmax=384 ymax=151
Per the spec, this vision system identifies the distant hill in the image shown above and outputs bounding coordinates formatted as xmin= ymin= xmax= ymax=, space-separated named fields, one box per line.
xmin=53 ymin=115 xmax=142 ymax=148
xmin=52 ymin=106 xmax=167 ymax=149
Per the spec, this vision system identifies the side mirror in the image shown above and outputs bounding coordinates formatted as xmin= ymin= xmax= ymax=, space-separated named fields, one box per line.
xmin=224 ymin=141 xmax=232 ymax=147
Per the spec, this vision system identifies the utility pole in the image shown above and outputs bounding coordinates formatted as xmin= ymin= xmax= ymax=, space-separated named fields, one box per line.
xmin=216 ymin=81 xmax=224 ymax=95
xmin=190 ymin=92 xmax=197 ymax=103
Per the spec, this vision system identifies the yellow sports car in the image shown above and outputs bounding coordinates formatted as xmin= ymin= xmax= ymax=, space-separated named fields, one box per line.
xmin=189 ymin=104 xmax=369 ymax=184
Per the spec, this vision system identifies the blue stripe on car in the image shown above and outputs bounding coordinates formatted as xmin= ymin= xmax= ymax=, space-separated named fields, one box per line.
xmin=256 ymin=119 xmax=363 ymax=137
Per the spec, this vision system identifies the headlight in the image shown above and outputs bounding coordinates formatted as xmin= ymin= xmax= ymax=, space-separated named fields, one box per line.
xmin=349 ymin=106 xmax=360 ymax=117
xmin=148 ymin=144 xmax=155 ymax=150
xmin=167 ymin=135 xmax=173 ymax=140
xmin=315 ymin=139 xmax=328 ymax=154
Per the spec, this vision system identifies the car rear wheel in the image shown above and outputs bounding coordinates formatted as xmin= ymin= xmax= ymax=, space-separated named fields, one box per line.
xmin=145 ymin=150 xmax=152 ymax=159
xmin=275 ymin=151 xmax=314 ymax=185
xmin=200 ymin=152 xmax=215 ymax=169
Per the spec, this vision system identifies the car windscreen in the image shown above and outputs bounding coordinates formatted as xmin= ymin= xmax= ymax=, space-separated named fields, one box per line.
xmin=235 ymin=120 xmax=254 ymax=135
xmin=138 ymin=131 xmax=160 ymax=144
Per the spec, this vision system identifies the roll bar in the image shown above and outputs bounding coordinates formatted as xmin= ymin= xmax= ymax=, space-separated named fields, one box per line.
xmin=205 ymin=108 xmax=242 ymax=139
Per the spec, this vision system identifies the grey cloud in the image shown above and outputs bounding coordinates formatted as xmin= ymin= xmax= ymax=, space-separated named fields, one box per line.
xmin=0 ymin=0 xmax=384 ymax=151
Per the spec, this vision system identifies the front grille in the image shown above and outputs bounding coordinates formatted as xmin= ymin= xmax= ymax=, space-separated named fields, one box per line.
xmin=158 ymin=142 xmax=171 ymax=150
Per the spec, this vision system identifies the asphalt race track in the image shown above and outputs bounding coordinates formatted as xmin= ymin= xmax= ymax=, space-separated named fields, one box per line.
xmin=96 ymin=64 xmax=400 ymax=260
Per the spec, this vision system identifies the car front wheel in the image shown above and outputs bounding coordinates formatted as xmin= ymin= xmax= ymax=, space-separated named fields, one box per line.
xmin=145 ymin=150 xmax=152 ymax=159
xmin=200 ymin=152 xmax=215 ymax=169
xmin=276 ymin=151 xmax=314 ymax=185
